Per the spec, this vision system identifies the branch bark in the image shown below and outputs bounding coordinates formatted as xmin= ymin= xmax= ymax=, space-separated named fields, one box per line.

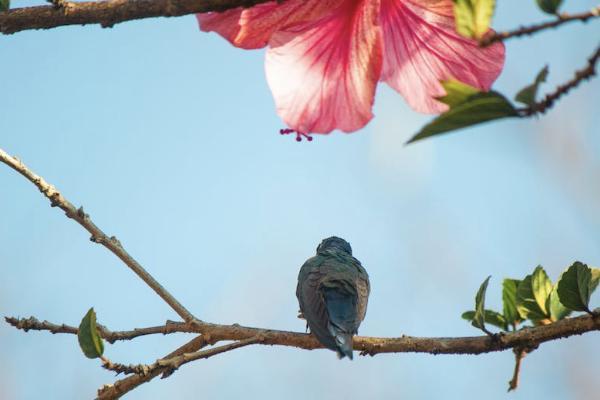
xmin=520 ymin=45 xmax=600 ymax=116
xmin=97 ymin=335 xmax=209 ymax=399
xmin=0 ymin=147 xmax=196 ymax=323
xmin=0 ymin=0 xmax=277 ymax=35
xmin=7 ymin=312 xmax=600 ymax=356
xmin=4 ymin=316 xmax=185 ymax=343
xmin=481 ymin=6 xmax=600 ymax=46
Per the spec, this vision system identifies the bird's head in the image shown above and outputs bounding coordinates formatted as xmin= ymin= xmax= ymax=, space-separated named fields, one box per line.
xmin=317 ymin=236 xmax=352 ymax=255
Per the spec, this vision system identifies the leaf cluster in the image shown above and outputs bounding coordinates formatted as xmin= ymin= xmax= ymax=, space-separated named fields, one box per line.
xmin=463 ymin=262 xmax=600 ymax=333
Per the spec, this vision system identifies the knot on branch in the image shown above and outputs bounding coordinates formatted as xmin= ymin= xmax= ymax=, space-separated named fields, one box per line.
xmin=102 ymin=358 xmax=151 ymax=376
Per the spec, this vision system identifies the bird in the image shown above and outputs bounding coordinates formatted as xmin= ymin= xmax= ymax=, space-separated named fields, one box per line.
xmin=296 ymin=236 xmax=370 ymax=359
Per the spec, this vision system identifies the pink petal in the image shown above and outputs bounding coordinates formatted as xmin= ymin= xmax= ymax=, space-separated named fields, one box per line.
xmin=197 ymin=0 xmax=343 ymax=50
xmin=265 ymin=0 xmax=383 ymax=134
xmin=379 ymin=0 xmax=505 ymax=113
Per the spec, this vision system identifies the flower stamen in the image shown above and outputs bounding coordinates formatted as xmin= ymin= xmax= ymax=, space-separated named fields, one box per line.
xmin=279 ymin=128 xmax=313 ymax=142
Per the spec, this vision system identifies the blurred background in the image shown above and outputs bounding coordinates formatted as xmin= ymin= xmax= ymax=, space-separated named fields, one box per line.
xmin=1 ymin=1 xmax=599 ymax=399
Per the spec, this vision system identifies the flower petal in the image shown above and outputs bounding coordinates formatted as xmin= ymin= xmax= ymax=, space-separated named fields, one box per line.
xmin=265 ymin=0 xmax=383 ymax=134
xmin=197 ymin=0 xmax=343 ymax=50
xmin=379 ymin=0 xmax=505 ymax=113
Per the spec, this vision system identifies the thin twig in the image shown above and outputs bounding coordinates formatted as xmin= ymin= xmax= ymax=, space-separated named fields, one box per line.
xmin=99 ymin=337 xmax=260 ymax=399
xmin=156 ymin=336 xmax=261 ymax=376
xmin=97 ymin=335 xmax=209 ymax=399
xmin=0 ymin=147 xmax=196 ymax=323
xmin=0 ymin=0 xmax=277 ymax=35
xmin=481 ymin=6 xmax=600 ymax=46
xmin=4 ymin=316 xmax=187 ymax=343
xmin=7 ymin=313 xmax=600 ymax=356
xmin=507 ymin=347 xmax=529 ymax=392
xmin=101 ymin=357 xmax=151 ymax=376
xmin=5 ymin=316 xmax=78 ymax=335
xmin=520 ymin=45 xmax=600 ymax=116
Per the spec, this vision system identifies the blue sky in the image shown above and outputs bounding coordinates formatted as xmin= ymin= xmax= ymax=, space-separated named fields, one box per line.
xmin=1 ymin=1 xmax=599 ymax=399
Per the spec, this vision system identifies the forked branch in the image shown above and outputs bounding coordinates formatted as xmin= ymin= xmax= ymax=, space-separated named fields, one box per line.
xmin=2 ymin=146 xmax=600 ymax=400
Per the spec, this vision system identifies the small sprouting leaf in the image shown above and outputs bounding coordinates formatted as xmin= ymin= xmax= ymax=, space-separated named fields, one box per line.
xmin=453 ymin=0 xmax=497 ymax=39
xmin=408 ymin=89 xmax=518 ymax=144
xmin=516 ymin=268 xmax=550 ymax=322
xmin=78 ymin=308 xmax=104 ymax=359
xmin=502 ymin=278 xmax=521 ymax=327
xmin=549 ymin=283 xmax=571 ymax=321
xmin=472 ymin=276 xmax=492 ymax=331
xmin=536 ymin=0 xmax=563 ymax=14
xmin=462 ymin=309 xmax=507 ymax=330
xmin=0 ymin=0 xmax=9 ymax=11
xmin=557 ymin=262 xmax=593 ymax=312
xmin=515 ymin=66 xmax=549 ymax=106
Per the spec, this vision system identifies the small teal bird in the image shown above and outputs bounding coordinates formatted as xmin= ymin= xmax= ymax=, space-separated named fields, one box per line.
xmin=296 ymin=237 xmax=370 ymax=359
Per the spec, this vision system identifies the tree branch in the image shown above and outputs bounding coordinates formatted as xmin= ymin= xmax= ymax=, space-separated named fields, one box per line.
xmin=0 ymin=147 xmax=196 ymax=323
xmin=4 ymin=316 xmax=187 ymax=343
xmin=481 ymin=6 xmax=600 ymax=47
xmin=520 ymin=44 xmax=600 ymax=116
xmin=0 ymin=0 xmax=277 ymax=35
xmin=7 ymin=312 xmax=600 ymax=356
xmin=3 ymin=145 xmax=600 ymax=398
xmin=97 ymin=335 xmax=209 ymax=399
xmin=507 ymin=347 xmax=529 ymax=392
xmin=100 ymin=336 xmax=259 ymax=380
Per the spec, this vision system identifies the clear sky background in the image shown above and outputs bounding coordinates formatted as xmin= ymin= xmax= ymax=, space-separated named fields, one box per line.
xmin=1 ymin=1 xmax=599 ymax=399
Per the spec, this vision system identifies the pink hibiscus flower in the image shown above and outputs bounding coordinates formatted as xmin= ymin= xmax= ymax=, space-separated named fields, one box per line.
xmin=197 ymin=0 xmax=504 ymax=140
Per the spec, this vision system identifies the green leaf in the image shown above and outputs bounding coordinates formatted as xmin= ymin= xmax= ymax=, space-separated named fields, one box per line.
xmin=437 ymin=79 xmax=480 ymax=107
xmin=549 ymin=283 xmax=571 ymax=321
xmin=0 ymin=0 xmax=9 ymax=11
xmin=472 ymin=276 xmax=492 ymax=331
xmin=532 ymin=266 xmax=553 ymax=315
xmin=536 ymin=0 xmax=563 ymax=14
xmin=591 ymin=268 xmax=600 ymax=293
xmin=78 ymin=308 xmax=104 ymax=359
xmin=453 ymin=0 xmax=496 ymax=39
xmin=516 ymin=268 xmax=551 ymax=322
xmin=557 ymin=262 xmax=593 ymax=312
xmin=462 ymin=309 xmax=507 ymax=330
xmin=408 ymin=90 xmax=518 ymax=144
xmin=502 ymin=278 xmax=521 ymax=327
xmin=515 ymin=66 xmax=549 ymax=106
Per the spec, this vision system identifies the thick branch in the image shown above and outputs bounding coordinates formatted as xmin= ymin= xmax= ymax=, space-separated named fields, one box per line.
xmin=0 ymin=147 xmax=195 ymax=323
xmin=7 ymin=313 xmax=600 ymax=356
xmin=0 ymin=0 xmax=277 ymax=35
xmin=481 ymin=6 xmax=600 ymax=46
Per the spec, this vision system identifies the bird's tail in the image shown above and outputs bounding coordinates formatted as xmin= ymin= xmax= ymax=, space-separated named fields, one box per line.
xmin=323 ymin=287 xmax=356 ymax=360
xmin=331 ymin=327 xmax=354 ymax=360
